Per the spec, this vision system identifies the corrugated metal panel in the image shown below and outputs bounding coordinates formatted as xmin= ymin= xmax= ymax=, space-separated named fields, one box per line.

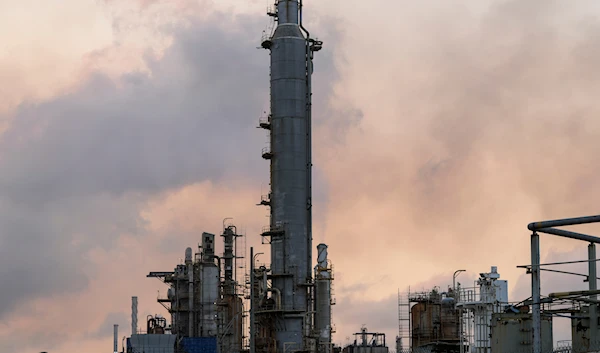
xmin=181 ymin=337 xmax=217 ymax=353
xmin=129 ymin=334 xmax=176 ymax=353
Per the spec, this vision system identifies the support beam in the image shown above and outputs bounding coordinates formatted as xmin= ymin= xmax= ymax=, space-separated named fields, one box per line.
xmin=536 ymin=227 xmax=600 ymax=244
xmin=250 ymin=247 xmax=255 ymax=353
xmin=549 ymin=289 xmax=600 ymax=298
xmin=528 ymin=215 xmax=600 ymax=231
xmin=590 ymin=243 xmax=598 ymax=346
xmin=531 ymin=232 xmax=541 ymax=353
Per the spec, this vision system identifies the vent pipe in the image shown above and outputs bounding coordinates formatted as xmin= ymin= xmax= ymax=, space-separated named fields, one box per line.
xmin=114 ymin=324 xmax=118 ymax=353
xmin=132 ymin=296 xmax=138 ymax=335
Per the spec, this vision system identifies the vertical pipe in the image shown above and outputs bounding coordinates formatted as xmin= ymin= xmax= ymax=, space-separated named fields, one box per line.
xmin=132 ymin=296 xmax=138 ymax=335
xmin=187 ymin=247 xmax=194 ymax=337
xmin=531 ymin=232 xmax=541 ymax=353
xmin=305 ymin=10 xmax=313 ymax=285
xmin=250 ymin=247 xmax=255 ymax=353
xmin=189 ymin=264 xmax=194 ymax=337
xmin=459 ymin=308 xmax=464 ymax=353
xmin=114 ymin=324 xmax=119 ymax=353
xmin=234 ymin=231 xmax=237 ymax=296
xmin=590 ymin=243 xmax=598 ymax=346
xmin=315 ymin=244 xmax=331 ymax=353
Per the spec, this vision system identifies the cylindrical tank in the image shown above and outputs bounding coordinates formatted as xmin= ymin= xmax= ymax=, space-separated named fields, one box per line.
xmin=411 ymin=300 xmax=460 ymax=348
xmin=185 ymin=247 xmax=193 ymax=264
xmin=441 ymin=298 xmax=459 ymax=340
xmin=491 ymin=312 xmax=552 ymax=353
xmin=201 ymin=263 xmax=219 ymax=336
xmin=411 ymin=302 xmax=438 ymax=347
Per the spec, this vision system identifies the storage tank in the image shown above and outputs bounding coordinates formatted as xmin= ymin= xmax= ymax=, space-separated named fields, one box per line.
xmin=441 ymin=297 xmax=459 ymax=340
xmin=490 ymin=312 xmax=552 ymax=353
xmin=410 ymin=295 xmax=460 ymax=349
xmin=411 ymin=302 xmax=438 ymax=347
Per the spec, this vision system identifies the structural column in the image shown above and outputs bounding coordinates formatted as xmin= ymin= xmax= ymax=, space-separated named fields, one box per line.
xmin=590 ymin=243 xmax=598 ymax=346
xmin=250 ymin=247 xmax=255 ymax=353
xmin=531 ymin=232 xmax=541 ymax=353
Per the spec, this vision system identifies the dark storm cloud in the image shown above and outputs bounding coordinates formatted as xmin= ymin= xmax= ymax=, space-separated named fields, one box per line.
xmin=0 ymin=14 xmax=267 ymax=319
xmin=0 ymin=20 xmax=268 ymax=204
xmin=0 ymin=7 xmax=349 ymax=326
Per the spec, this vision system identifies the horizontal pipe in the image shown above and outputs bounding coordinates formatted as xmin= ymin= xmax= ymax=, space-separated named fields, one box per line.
xmin=521 ymin=297 xmax=554 ymax=305
xmin=528 ymin=215 xmax=600 ymax=231
xmin=538 ymin=268 xmax=591 ymax=278
xmin=549 ymin=289 xmax=600 ymax=298
xmin=517 ymin=258 xmax=600 ymax=267
xmin=536 ymin=227 xmax=600 ymax=244
xmin=517 ymin=266 xmax=598 ymax=278
xmin=572 ymin=297 xmax=600 ymax=304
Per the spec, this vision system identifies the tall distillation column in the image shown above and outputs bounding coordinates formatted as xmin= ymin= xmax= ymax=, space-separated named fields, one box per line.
xmin=260 ymin=0 xmax=322 ymax=352
xmin=200 ymin=232 xmax=219 ymax=337
xmin=315 ymin=244 xmax=333 ymax=353
xmin=219 ymin=225 xmax=244 ymax=353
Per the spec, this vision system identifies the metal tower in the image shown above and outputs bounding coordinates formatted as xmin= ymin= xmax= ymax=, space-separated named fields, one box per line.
xmin=257 ymin=1 xmax=323 ymax=352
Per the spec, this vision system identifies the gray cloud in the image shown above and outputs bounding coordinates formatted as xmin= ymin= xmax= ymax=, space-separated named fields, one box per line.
xmin=87 ymin=312 xmax=131 ymax=339
xmin=0 ymin=6 xmax=351 ymax=344
xmin=321 ymin=0 xmax=600 ymax=293
xmin=0 ymin=14 xmax=265 ymax=320
xmin=1 ymin=21 xmax=268 ymax=204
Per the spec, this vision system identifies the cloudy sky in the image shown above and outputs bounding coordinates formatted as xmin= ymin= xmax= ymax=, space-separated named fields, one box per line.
xmin=2 ymin=0 xmax=600 ymax=352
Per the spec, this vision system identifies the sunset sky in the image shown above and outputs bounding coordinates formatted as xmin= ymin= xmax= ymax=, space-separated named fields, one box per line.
xmin=2 ymin=0 xmax=600 ymax=352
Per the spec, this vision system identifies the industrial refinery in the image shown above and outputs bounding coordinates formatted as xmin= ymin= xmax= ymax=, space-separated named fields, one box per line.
xmin=105 ymin=2 xmax=600 ymax=353
xmin=115 ymin=1 xmax=333 ymax=353
xmin=393 ymin=215 xmax=600 ymax=353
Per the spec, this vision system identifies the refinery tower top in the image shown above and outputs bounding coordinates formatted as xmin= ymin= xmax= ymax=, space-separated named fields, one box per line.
xmin=276 ymin=0 xmax=300 ymax=24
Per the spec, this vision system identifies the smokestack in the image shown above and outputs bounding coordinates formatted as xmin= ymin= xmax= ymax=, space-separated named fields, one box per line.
xmin=131 ymin=296 xmax=138 ymax=335
xmin=114 ymin=324 xmax=118 ymax=353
